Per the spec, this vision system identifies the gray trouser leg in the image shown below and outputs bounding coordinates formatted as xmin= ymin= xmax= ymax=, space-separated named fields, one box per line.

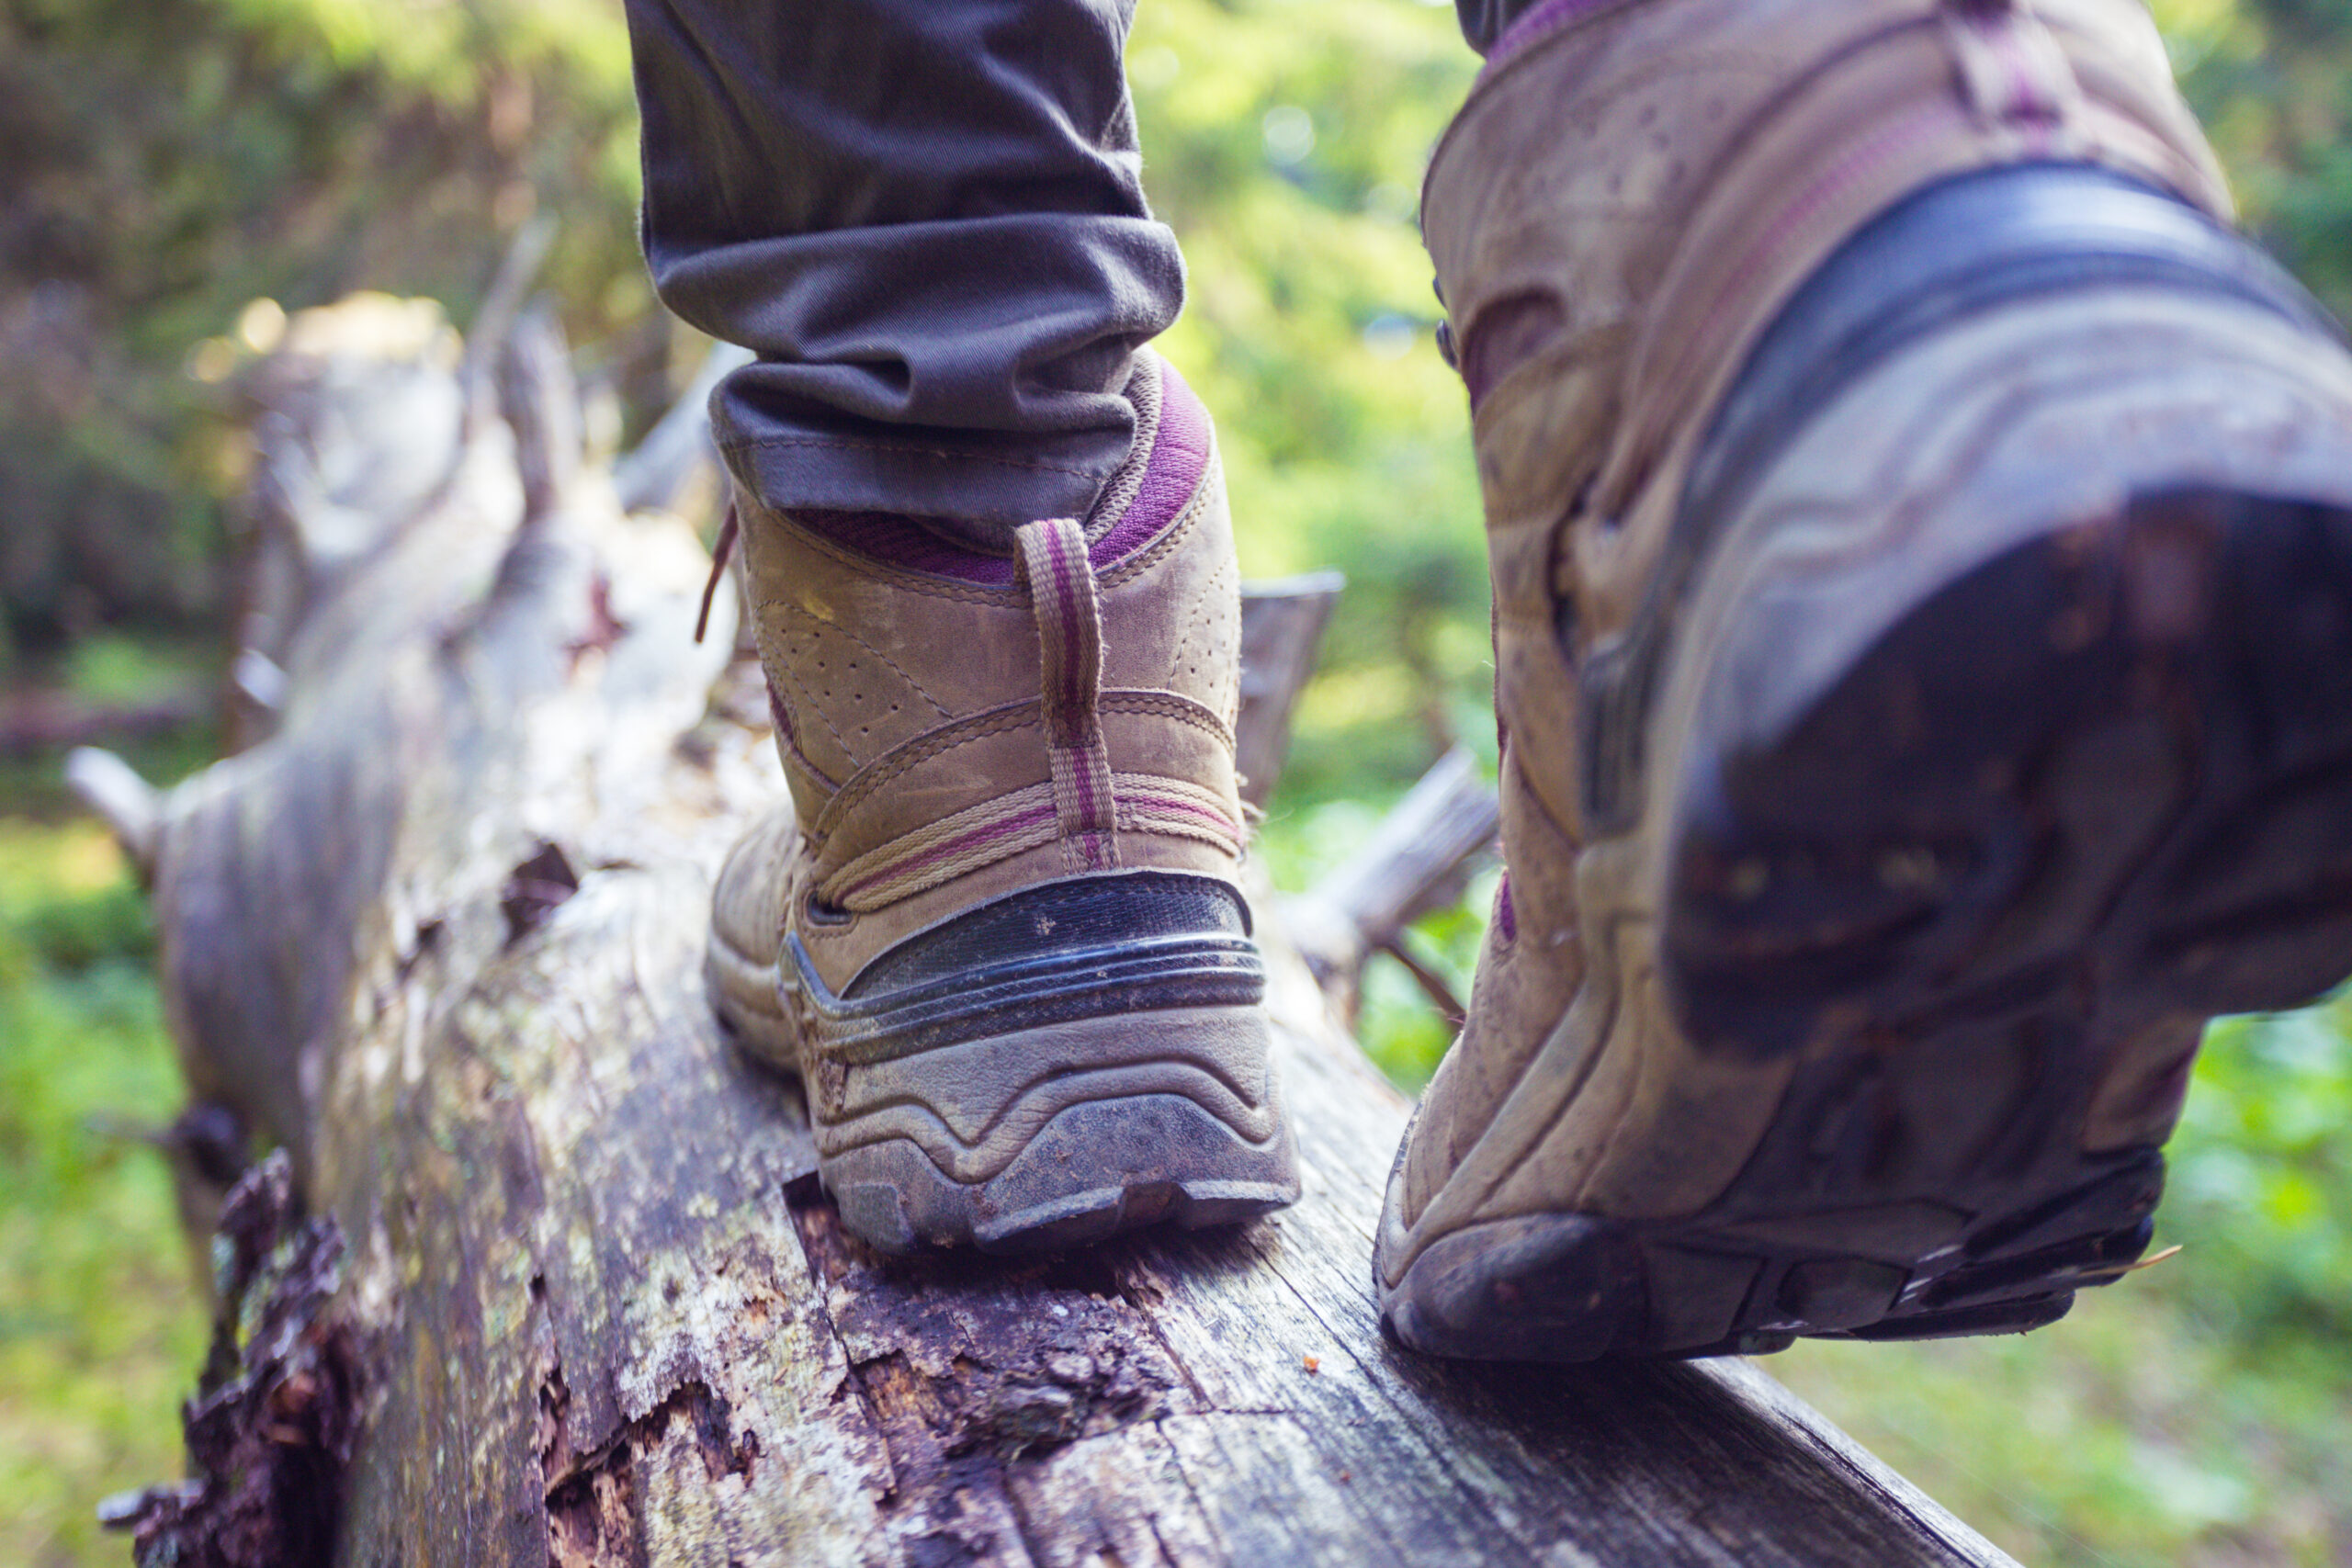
xmin=624 ymin=0 xmax=1180 ymax=541
xmin=624 ymin=1 xmax=1531 ymax=543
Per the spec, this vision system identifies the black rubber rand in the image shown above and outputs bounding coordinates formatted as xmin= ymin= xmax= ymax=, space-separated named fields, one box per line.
xmin=1414 ymin=166 xmax=2352 ymax=1361
xmin=785 ymin=870 xmax=1297 ymax=1255
xmin=787 ymin=870 xmax=1264 ymax=1059
xmin=1640 ymin=484 xmax=2352 ymax=1358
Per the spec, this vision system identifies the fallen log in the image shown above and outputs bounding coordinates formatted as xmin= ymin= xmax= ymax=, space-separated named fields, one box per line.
xmin=0 ymin=684 xmax=209 ymax=756
xmin=80 ymin=291 xmax=2018 ymax=1567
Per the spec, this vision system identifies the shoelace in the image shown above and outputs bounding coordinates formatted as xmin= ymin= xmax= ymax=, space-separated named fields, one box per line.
xmin=693 ymin=502 xmax=739 ymax=645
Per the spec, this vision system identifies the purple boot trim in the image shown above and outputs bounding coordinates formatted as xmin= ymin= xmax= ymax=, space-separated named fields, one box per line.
xmin=789 ymin=507 xmax=1022 ymax=588
xmin=1478 ymin=0 xmax=1625 ymax=84
xmin=787 ymin=361 xmax=1214 ymax=585
xmin=1091 ymin=359 xmax=1211 ymax=564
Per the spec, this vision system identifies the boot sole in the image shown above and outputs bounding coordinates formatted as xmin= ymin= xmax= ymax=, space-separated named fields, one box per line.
xmin=1669 ymin=480 xmax=2352 ymax=1354
xmin=713 ymin=872 xmax=1299 ymax=1254
xmin=1389 ymin=483 xmax=2352 ymax=1360
xmin=1384 ymin=275 xmax=2352 ymax=1359
xmin=825 ymin=1059 xmax=1300 ymax=1255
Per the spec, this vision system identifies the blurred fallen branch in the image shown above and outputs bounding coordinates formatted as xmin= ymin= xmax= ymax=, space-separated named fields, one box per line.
xmin=3 ymin=686 xmax=208 ymax=756
xmin=1283 ymin=743 xmax=1500 ymax=1024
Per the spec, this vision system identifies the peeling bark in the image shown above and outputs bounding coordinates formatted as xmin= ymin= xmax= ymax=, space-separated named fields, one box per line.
xmin=104 ymin=1153 xmax=362 ymax=1568
xmin=92 ymin=294 xmax=2020 ymax=1567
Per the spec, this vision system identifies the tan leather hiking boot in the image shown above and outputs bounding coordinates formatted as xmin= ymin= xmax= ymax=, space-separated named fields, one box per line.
xmin=707 ymin=351 xmax=1298 ymax=1252
xmin=1380 ymin=0 xmax=2352 ymax=1359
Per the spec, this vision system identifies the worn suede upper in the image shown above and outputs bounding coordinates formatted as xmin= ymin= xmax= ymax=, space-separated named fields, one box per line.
xmin=732 ymin=351 xmax=1250 ymax=1001
xmin=1392 ymin=0 xmax=2234 ymax=1269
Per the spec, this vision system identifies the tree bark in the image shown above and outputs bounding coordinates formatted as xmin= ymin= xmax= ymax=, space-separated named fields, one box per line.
xmin=85 ymin=294 xmax=2018 ymax=1568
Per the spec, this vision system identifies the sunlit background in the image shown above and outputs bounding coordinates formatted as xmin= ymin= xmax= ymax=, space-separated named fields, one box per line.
xmin=3 ymin=0 xmax=2348 ymax=1562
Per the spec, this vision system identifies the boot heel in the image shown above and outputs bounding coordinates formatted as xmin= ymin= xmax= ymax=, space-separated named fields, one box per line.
xmin=793 ymin=872 xmax=1298 ymax=1252
xmin=1647 ymin=192 xmax=2352 ymax=1344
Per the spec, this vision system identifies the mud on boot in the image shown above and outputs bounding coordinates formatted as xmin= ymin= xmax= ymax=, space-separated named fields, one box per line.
xmin=707 ymin=352 xmax=1298 ymax=1253
xmin=1380 ymin=0 xmax=2352 ymax=1359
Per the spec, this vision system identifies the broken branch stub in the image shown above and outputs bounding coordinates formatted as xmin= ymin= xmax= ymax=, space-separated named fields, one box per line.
xmin=1283 ymin=744 xmax=1502 ymax=1018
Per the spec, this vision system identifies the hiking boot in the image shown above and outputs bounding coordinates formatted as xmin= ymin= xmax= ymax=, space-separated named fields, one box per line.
xmin=1379 ymin=0 xmax=2352 ymax=1359
xmin=707 ymin=351 xmax=1298 ymax=1252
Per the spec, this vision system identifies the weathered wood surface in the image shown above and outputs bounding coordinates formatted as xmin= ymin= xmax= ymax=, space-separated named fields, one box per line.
xmin=87 ymin=294 xmax=2019 ymax=1566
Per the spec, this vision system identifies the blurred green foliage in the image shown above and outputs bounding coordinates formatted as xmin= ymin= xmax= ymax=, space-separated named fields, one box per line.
xmin=0 ymin=0 xmax=651 ymax=673
xmin=5 ymin=0 xmax=2352 ymax=1562
xmin=2172 ymin=1005 xmax=2352 ymax=1339
xmin=2163 ymin=0 xmax=2352 ymax=317
xmin=1131 ymin=0 xmax=1493 ymax=807
xmin=1778 ymin=1003 xmax=2352 ymax=1567
xmin=0 ymin=823 xmax=207 ymax=1568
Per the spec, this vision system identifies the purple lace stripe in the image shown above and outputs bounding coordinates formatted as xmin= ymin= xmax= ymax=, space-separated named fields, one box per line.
xmin=1066 ymin=740 xmax=1108 ymax=823
xmin=1045 ymin=524 xmax=1089 ymax=744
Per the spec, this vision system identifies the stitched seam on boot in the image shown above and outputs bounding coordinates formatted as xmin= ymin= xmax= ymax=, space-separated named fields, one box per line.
xmin=815 ymin=771 xmax=1243 ymax=912
xmin=1471 ymin=0 xmax=1648 ymax=90
xmin=1160 ymin=559 xmax=1239 ymax=707
xmin=758 ymin=434 xmax=1209 ymax=606
xmin=1611 ymin=10 xmax=2216 ymax=523
xmin=1644 ymin=96 xmax=1966 ymax=475
xmin=822 ymin=783 xmax=1061 ymax=910
xmin=809 ymin=706 xmax=1237 ymax=885
xmin=769 ymin=651 xmax=862 ymax=766
xmin=781 ymin=613 xmax=956 ymax=724
xmin=803 ymin=694 xmax=1237 ymax=873
xmin=1082 ymin=353 xmax=1163 ymax=548
xmin=1115 ymin=775 xmax=1245 ymax=854
xmin=1097 ymin=468 xmax=1211 ymax=590
xmin=1101 ymin=690 xmax=1237 ymax=751
xmin=809 ymin=700 xmax=1046 ymax=850
xmin=782 ymin=733 xmax=842 ymax=799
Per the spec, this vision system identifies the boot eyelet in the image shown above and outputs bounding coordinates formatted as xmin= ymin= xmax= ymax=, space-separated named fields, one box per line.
xmin=804 ymin=892 xmax=854 ymax=928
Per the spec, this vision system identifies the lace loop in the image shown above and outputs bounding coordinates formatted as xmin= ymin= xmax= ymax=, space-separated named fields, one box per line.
xmin=1014 ymin=518 xmax=1120 ymax=872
